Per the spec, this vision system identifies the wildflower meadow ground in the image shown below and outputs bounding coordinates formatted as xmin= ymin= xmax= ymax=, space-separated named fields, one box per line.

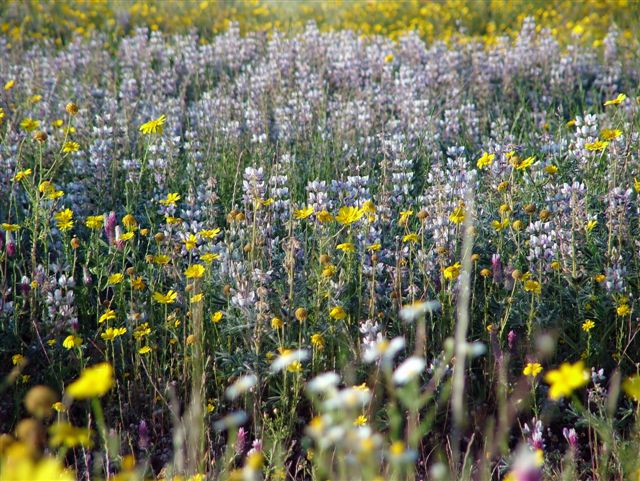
xmin=2 ymin=1 xmax=640 ymax=480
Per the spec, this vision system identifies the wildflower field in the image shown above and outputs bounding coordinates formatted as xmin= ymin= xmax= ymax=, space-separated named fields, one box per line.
xmin=3 ymin=1 xmax=640 ymax=480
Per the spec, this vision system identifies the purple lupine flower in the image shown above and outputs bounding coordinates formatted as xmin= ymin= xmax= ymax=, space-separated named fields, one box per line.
xmin=82 ymin=266 xmax=93 ymax=286
xmin=491 ymin=253 xmax=502 ymax=284
xmin=104 ymin=211 xmax=117 ymax=245
xmin=19 ymin=276 xmax=30 ymax=295
xmin=235 ymin=427 xmax=247 ymax=455
xmin=138 ymin=420 xmax=150 ymax=450
xmin=6 ymin=232 xmax=16 ymax=257
xmin=248 ymin=438 xmax=262 ymax=455
xmin=508 ymin=330 xmax=517 ymax=351
xmin=563 ymin=428 xmax=578 ymax=449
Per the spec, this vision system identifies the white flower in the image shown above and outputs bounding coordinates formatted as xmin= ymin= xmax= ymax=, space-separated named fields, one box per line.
xmin=270 ymin=349 xmax=309 ymax=373
xmin=399 ymin=300 xmax=440 ymax=322
xmin=213 ymin=410 xmax=248 ymax=431
xmin=226 ymin=374 xmax=257 ymax=400
xmin=323 ymin=387 xmax=371 ymax=411
xmin=392 ymin=356 xmax=426 ymax=385
xmin=307 ymin=372 xmax=340 ymax=393
xmin=363 ymin=336 xmax=405 ymax=364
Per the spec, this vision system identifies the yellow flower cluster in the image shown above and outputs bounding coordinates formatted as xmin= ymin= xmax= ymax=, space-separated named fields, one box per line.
xmin=3 ymin=0 xmax=637 ymax=49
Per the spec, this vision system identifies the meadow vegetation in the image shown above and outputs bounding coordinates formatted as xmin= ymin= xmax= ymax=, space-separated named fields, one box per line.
xmin=2 ymin=1 xmax=640 ymax=480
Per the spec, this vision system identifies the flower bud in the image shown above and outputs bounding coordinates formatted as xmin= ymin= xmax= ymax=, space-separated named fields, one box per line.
xmin=539 ymin=209 xmax=551 ymax=221
xmin=295 ymin=307 xmax=308 ymax=322
xmin=24 ymin=385 xmax=58 ymax=419
xmin=65 ymin=102 xmax=79 ymax=116
xmin=32 ymin=131 xmax=48 ymax=143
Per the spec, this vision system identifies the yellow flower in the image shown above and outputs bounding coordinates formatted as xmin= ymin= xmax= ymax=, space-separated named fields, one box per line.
xmin=159 ymin=192 xmax=181 ymax=206
xmin=139 ymin=114 xmax=166 ymax=134
xmin=399 ymin=210 xmax=413 ymax=225
xmin=62 ymin=335 xmax=82 ymax=350
xmin=523 ymin=362 xmax=543 ymax=377
xmin=153 ymin=290 xmax=178 ymax=304
xmin=336 ymin=206 xmax=364 ymax=225
xmin=52 ymin=401 xmax=66 ymax=413
xmin=122 ymin=214 xmax=137 ymax=231
xmin=294 ymin=206 xmax=314 ymax=220
xmin=101 ymin=327 xmax=127 ymax=341
xmin=98 ymin=309 xmax=116 ymax=324
xmin=0 ymin=444 xmax=75 ymax=481
xmin=211 ymin=311 xmax=224 ymax=323
xmin=62 ymin=141 xmax=80 ymax=153
xmin=53 ymin=208 xmax=74 ymax=231
xmin=616 ymin=303 xmax=631 ymax=316
xmin=449 ymin=206 xmax=465 ymax=224
xmin=402 ymin=233 xmax=419 ymax=243
xmin=582 ymin=320 xmax=595 ymax=332
xmin=316 ymin=210 xmax=334 ymax=223
xmin=258 ymin=197 xmax=274 ymax=207
xmin=191 ymin=293 xmax=204 ymax=303
xmin=85 ymin=215 xmax=104 ymax=229
xmin=622 ymin=375 xmax=640 ymax=401
xmin=603 ymin=93 xmax=626 ymax=106
xmin=66 ymin=363 xmax=114 ymax=399
xmin=133 ymin=323 xmax=151 ymax=340
xmin=12 ymin=169 xmax=32 ymax=182
xmin=1 ymin=223 xmax=20 ymax=232
xmin=199 ymin=228 xmax=221 ymax=239
xmin=322 ymin=265 xmax=337 ymax=277
xmin=544 ymin=361 xmax=589 ymax=400
xmin=336 ymin=242 xmax=355 ymax=253
xmin=311 ymin=333 xmax=324 ymax=350
xmin=271 ymin=316 xmax=283 ymax=329
xmin=585 ymin=140 xmax=609 ymax=151
xmin=119 ymin=231 xmax=134 ymax=241
xmin=138 ymin=346 xmax=152 ymax=354
xmin=384 ymin=53 xmax=394 ymax=63
xmin=184 ymin=264 xmax=206 ymax=279
xmin=49 ymin=422 xmax=93 ymax=448
xmin=4 ymin=79 xmax=15 ymax=90
xmin=476 ymin=151 xmax=495 ymax=169
xmin=354 ymin=415 xmax=368 ymax=426
xmin=523 ymin=279 xmax=541 ymax=295
xmin=443 ymin=262 xmax=461 ymax=281
xmin=585 ymin=219 xmax=597 ymax=232
xmin=287 ymin=361 xmax=303 ymax=374
xmin=329 ymin=306 xmax=347 ymax=320
xmin=201 ymin=252 xmax=220 ymax=263
xmin=367 ymin=243 xmax=381 ymax=251
xmin=600 ymin=128 xmax=622 ymax=141
xmin=514 ymin=156 xmax=535 ymax=170
xmin=184 ymin=233 xmax=198 ymax=251
xmin=153 ymin=254 xmax=170 ymax=265
xmin=12 ymin=354 xmax=25 ymax=365
xmin=634 ymin=177 xmax=640 ymax=193
xmin=108 ymin=273 xmax=124 ymax=285
xmin=390 ymin=440 xmax=405 ymax=456
xmin=362 ymin=200 xmax=376 ymax=213
xmin=491 ymin=218 xmax=509 ymax=231
xmin=20 ymin=118 xmax=40 ymax=131
xmin=544 ymin=165 xmax=558 ymax=175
